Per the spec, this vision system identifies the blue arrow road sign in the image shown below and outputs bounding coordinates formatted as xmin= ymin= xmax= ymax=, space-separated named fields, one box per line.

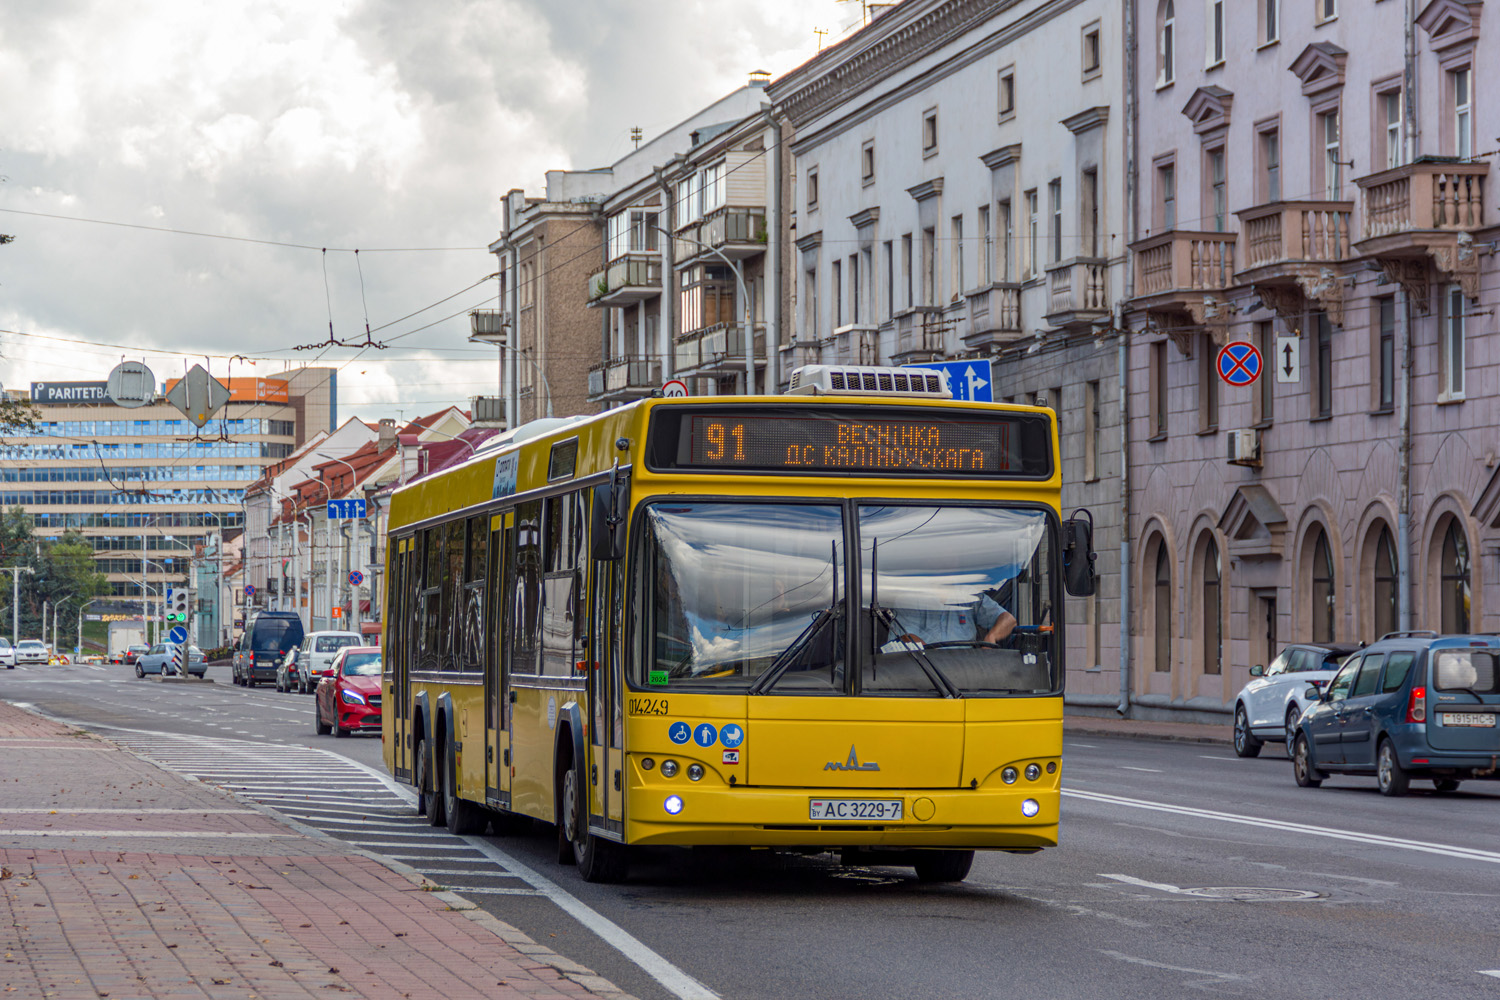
xmin=326 ymin=498 xmax=368 ymax=520
xmin=902 ymin=359 xmax=993 ymax=402
xmin=169 ymin=626 xmax=187 ymax=644
xmin=1217 ymin=341 xmax=1263 ymax=386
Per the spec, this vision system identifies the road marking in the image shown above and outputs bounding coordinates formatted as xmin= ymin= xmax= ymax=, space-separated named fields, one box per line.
xmin=1479 ymin=970 xmax=1500 ymax=979
xmin=1066 ymin=788 xmax=1500 ymax=864
xmin=1099 ymin=951 xmax=1243 ymax=985
xmin=1 ymin=830 xmax=288 ymax=838
xmin=5 ymin=808 xmax=257 ymax=815
xmin=1198 ymin=755 xmax=1240 ymax=761
xmin=1099 ymin=873 xmax=1187 ymax=894
xmin=1064 ymin=742 xmax=1098 ymax=748
xmin=429 ymin=886 xmax=544 ymax=896
xmin=1120 ymin=766 xmax=1162 ymax=773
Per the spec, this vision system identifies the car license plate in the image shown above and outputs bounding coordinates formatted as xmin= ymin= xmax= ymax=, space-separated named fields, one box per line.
xmin=809 ymin=798 xmax=903 ymax=821
xmin=1443 ymin=712 xmax=1496 ymax=727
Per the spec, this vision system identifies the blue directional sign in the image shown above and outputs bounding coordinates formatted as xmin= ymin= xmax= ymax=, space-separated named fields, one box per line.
xmin=168 ymin=626 xmax=188 ymax=644
xmin=326 ymin=498 xmax=367 ymax=520
xmin=902 ymin=359 xmax=993 ymax=402
xmin=1217 ymin=341 xmax=1263 ymax=386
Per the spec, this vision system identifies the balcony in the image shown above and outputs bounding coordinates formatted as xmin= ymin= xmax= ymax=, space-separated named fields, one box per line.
xmin=962 ymin=283 xmax=1023 ymax=352
xmin=469 ymin=309 xmax=510 ymax=345
xmin=890 ymin=306 xmax=947 ymax=363
xmin=587 ymin=356 xmax=661 ymax=404
xmin=1042 ymin=257 xmax=1110 ymax=329
xmin=1354 ymin=158 xmax=1488 ymax=304
xmin=828 ymin=324 xmax=879 ymax=365
xmin=1235 ymin=201 xmax=1353 ymax=326
xmin=587 ymin=252 xmax=663 ymax=306
xmin=675 ymin=323 xmax=765 ymax=376
xmin=675 ymin=206 xmax=768 ymax=265
xmin=1128 ymin=231 xmax=1237 ymax=344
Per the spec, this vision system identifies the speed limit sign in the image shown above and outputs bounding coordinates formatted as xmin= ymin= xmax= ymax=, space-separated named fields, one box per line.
xmin=661 ymin=379 xmax=689 ymax=397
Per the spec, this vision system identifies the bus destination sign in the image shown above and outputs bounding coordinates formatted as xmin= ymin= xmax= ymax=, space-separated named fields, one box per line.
xmin=650 ymin=406 xmax=1052 ymax=478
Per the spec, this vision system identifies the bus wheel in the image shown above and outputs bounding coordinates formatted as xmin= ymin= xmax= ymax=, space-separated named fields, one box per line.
xmin=415 ymin=737 xmax=443 ymax=826
xmin=562 ymin=765 xmax=629 ymax=883
xmin=913 ymin=850 xmax=974 ymax=883
xmin=444 ymin=743 xmax=485 ymax=835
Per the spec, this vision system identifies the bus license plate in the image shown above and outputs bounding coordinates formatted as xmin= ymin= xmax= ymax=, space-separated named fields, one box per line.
xmin=1443 ymin=713 xmax=1496 ymax=727
xmin=809 ymin=799 xmax=903 ymax=821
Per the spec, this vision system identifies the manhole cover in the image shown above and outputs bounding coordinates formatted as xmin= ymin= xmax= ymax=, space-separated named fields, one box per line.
xmin=1178 ymin=886 xmax=1322 ymax=901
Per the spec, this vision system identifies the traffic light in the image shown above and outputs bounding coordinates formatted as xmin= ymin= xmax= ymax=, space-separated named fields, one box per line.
xmin=167 ymin=588 xmax=190 ymax=626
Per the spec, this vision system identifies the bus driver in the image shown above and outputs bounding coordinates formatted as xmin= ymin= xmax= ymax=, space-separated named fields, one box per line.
xmin=887 ymin=591 xmax=1017 ymax=649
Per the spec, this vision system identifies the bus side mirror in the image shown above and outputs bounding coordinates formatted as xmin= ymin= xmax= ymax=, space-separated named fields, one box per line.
xmin=591 ymin=476 xmax=627 ymax=562
xmin=1062 ymin=509 xmax=1097 ymax=598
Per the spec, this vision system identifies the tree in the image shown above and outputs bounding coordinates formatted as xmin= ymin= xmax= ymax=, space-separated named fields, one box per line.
xmin=0 ymin=511 xmax=109 ymax=640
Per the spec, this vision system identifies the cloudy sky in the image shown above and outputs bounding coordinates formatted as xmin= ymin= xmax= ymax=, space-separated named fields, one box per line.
xmin=0 ymin=0 xmax=857 ymax=424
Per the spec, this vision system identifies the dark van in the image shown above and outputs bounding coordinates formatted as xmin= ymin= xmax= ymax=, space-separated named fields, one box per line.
xmin=233 ymin=611 xmax=305 ymax=687
xmin=1292 ymin=632 xmax=1500 ymax=796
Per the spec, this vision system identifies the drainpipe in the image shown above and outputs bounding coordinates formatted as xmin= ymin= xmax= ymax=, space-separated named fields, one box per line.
xmin=654 ymin=163 xmax=678 ymax=381
xmin=1117 ymin=0 xmax=1138 ymax=716
xmin=763 ymin=107 xmax=783 ymax=394
xmin=1405 ymin=0 xmax=1419 ymax=163
xmin=1398 ymin=289 xmax=1413 ymax=631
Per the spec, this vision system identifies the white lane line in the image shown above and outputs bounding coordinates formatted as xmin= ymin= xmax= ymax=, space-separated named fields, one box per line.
xmin=2 ymin=831 xmax=288 ymax=838
xmin=1198 ymin=755 xmax=1240 ymax=761
xmin=1120 ymin=766 xmax=1162 ymax=773
xmin=1099 ymin=873 xmax=1188 ymax=894
xmin=413 ymin=868 xmax=526 ymax=878
xmin=1064 ymin=742 xmax=1098 ymax=748
xmin=1099 ymin=951 xmax=1243 ymax=985
xmin=1479 ymin=970 xmax=1500 ymax=979
xmin=435 ymin=886 xmax=543 ymax=896
xmin=6 ymin=808 xmax=257 ymax=815
xmin=1066 ymin=788 xmax=1500 ymax=864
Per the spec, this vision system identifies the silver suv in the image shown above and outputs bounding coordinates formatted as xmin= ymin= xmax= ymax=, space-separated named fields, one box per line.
xmin=296 ymin=631 xmax=363 ymax=693
xmin=1234 ymin=642 xmax=1361 ymax=757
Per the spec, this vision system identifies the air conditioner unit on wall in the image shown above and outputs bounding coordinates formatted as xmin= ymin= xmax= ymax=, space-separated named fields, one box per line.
xmin=1227 ymin=428 xmax=1261 ymax=467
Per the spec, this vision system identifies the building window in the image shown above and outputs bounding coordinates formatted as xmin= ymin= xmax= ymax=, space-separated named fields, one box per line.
xmin=861 ymin=141 xmax=875 ymax=185
xmin=998 ymin=68 xmax=1016 ymax=120
xmin=1440 ymin=520 xmax=1471 ymax=633
xmin=1314 ymin=310 xmax=1334 ymax=418
xmin=1380 ymin=91 xmax=1403 ymax=170
xmin=922 ymin=227 xmax=936 ymax=306
xmin=1199 ymin=336 xmax=1219 ymax=432
xmin=676 ymin=178 xmax=698 ymax=224
xmin=1260 ymin=0 xmax=1278 ymax=44
xmin=1317 ymin=0 xmax=1336 ymax=24
xmin=1158 ymin=0 xmax=1176 ymax=86
xmin=1206 ymin=147 xmax=1226 ymax=231
xmin=1260 ymin=128 xmax=1280 ymax=202
xmin=1377 ymin=297 xmax=1396 ymax=411
xmin=1443 ymin=285 xmax=1467 ymax=399
xmin=1158 ymin=161 xmax=1176 ymax=230
xmin=804 ymin=267 xmax=818 ymax=339
xmin=1084 ymin=379 xmax=1100 ymax=481
xmin=1207 ymin=0 xmax=1225 ymax=67
xmin=1452 ymin=68 xmax=1472 ymax=159
xmin=1049 ymin=179 xmax=1063 ymax=263
xmin=1025 ymin=190 xmax=1039 ymax=278
xmin=1373 ymin=525 xmax=1398 ymax=641
xmin=832 ymin=259 xmax=843 ymax=328
xmin=1082 ymin=24 xmax=1101 ymax=79
xmin=902 ymin=234 xmax=913 ymax=308
xmin=850 ymin=255 xmax=862 ymax=325
xmin=883 ymin=241 xmax=894 ymax=320
xmin=806 ymin=168 xmax=819 ymax=211
xmin=999 ymin=199 xmax=1013 ymax=281
xmin=1080 ymin=168 xmax=1100 ymax=257
xmin=1154 ymin=540 xmax=1173 ymax=672
xmin=1254 ymin=320 xmax=1275 ymax=426
xmin=1312 ymin=527 xmax=1336 ymax=643
xmin=922 ymin=108 xmax=939 ymax=156
xmin=979 ymin=205 xmax=992 ymax=285
xmin=951 ymin=215 xmax=964 ymax=298
xmin=1321 ymin=110 xmax=1342 ymax=199
xmin=1202 ymin=537 xmax=1221 ymax=675
xmin=1150 ymin=340 xmax=1168 ymax=439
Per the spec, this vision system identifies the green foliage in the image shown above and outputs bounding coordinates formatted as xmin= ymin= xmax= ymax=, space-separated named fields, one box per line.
xmin=0 ymin=398 xmax=41 ymax=434
xmin=0 ymin=510 xmax=110 ymax=639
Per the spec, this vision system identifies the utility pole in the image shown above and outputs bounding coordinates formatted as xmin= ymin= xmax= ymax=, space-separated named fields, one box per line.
xmin=1 ymin=567 xmax=34 ymax=642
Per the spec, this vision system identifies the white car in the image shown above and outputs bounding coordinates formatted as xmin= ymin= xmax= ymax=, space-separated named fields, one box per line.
xmin=1233 ymin=642 xmax=1361 ymax=758
xmin=14 ymin=640 xmax=49 ymax=665
xmin=296 ymin=631 xmax=363 ymax=693
xmin=0 ymin=638 xmax=14 ymax=669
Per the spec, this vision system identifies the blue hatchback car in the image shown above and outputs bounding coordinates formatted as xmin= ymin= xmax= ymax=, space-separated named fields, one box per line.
xmin=1292 ymin=632 xmax=1500 ymax=796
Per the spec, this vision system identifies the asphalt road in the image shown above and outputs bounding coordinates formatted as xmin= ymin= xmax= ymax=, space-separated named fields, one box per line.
xmin=5 ymin=660 xmax=1499 ymax=999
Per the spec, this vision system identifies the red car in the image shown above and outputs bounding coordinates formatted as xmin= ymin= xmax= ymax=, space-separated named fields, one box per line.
xmin=315 ymin=645 xmax=382 ymax=738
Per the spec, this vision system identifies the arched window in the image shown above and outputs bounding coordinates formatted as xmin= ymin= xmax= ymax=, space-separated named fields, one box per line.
xmin=1159 ymin=1 xmax=1176 ymax=85
xmin=1311 ymin=528 xmax=1336 ymax=643
xmin=1441 ymin=520 xmax=1471 ymax=633
xmin=1373 ymin=526 xmax=1398 ymax=640
xmin=1154 ymin=541 xmax=1172 ymax=672
xmin=1202 ymin=537 xmax=1221 ymax=675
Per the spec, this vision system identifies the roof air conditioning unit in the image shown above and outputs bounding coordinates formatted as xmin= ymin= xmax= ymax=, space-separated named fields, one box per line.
xmin=1227 ymin=428 xmax=1262 ymax=467
xmin=786 ymin=364 xmax=953 ymax=398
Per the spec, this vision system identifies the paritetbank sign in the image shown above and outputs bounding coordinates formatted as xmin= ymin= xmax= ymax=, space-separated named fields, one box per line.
xmin=31 ymin=381 xmax=111 ymax=403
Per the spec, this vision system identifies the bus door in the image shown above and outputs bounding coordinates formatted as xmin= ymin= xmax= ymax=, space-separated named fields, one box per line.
xmin=389 ymin=537 xmax=412 ymax=781
xmin=486 ymin=513 xmax=510 ymax=804
xmin=601 ymin=558 xmax=626 ymax=827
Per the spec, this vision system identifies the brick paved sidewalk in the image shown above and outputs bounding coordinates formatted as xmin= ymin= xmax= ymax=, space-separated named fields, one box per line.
xmin=0 ymin=700 xmax=636 ymax=1000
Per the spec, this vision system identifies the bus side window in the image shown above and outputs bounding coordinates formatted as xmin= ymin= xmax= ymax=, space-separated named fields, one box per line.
xmin=541 ymin=493 xmax=583 ymax=677
xmin=462 ymin=515 xmax=487 ymax=673
xmin=421 ymin=526 xmax=442 ymax=671
xmin=444 ymin=520 xmax=463 ymax=670
xmin=511 ymin=501 xmax=541 ymax=675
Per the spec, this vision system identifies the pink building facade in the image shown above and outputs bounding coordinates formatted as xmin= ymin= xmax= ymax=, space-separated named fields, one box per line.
xmin=1124 ymin=0 xmax=1496 ymax=718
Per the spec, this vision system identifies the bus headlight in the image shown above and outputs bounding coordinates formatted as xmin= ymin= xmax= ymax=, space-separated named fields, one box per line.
xmin=1021 ymin=799 xmax=1040 ymax=818
xmin=660 ymin=760 xmax=679 ymax=778
xmin=1001 ymin=767 xmax=1018 ymax=784
xmin=1025 ymin=763 xmax=1041 ymax=781
xmin=687 ymin=764 xmax=704 ymax=781
xmin=664 ymin=795 xmax=684 ymax=815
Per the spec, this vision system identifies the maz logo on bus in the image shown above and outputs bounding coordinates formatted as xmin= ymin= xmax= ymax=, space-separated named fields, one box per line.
xmin=824 ymin=745 xmax=881 ymax=771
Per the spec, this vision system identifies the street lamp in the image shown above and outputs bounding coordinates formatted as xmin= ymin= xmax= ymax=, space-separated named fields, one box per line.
xmin=466 ymin=328 xmax=555 ymax=418
xmin=656 ymin=225 xmax=755 ymax=393
xmin=0 ymin=566 xmax=34 ymax=642
xmin=76 ymin=597 xmax=104 ymax=659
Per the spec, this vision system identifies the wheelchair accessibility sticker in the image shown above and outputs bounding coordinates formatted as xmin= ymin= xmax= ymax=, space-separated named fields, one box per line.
xmin=668 ymin=722 xmax=691 ymax=745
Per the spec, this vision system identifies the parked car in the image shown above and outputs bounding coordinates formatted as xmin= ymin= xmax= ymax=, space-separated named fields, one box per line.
xmin=297 ymin=631 xmax=363 ymax=694
xmin=1292 ymin=632 xmax=1500 ymax=796
xmin=1233 ymin=641 xmax=1362 ymax=757
xmin=315 ymin=645 xmax=382 ymax=738
xmin=275 ymin=646 xmax=304 ymax=693
xmin=15 ymin=640 xmax=49 ymax=665
xmin=123 ymin=644 xmax=151 ymax=666
xmin=0 ymin=637 xmax=13 ymax=669
xmin=135 ymin=644 xmax=207 ymax=678
xmin=232 ymin=611 xmax=305 ymax=687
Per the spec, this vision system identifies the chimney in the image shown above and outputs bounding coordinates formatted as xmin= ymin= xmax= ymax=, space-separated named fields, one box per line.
xmin=749 ymin=69 xmax=771 ymax=88
xmin=377 ymin=418 xmax=397 ymax=452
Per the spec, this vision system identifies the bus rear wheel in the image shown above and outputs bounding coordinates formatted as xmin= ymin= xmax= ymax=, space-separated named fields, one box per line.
xmin=912 ymin=850 xmax=974 ymax=883
xmin=444 ymin=742 xmax=485 ymax=835
xmin=415 ymin=737 xmax=444 ymax=826
xmin=561 ymin=766 xmax=629 ymax=883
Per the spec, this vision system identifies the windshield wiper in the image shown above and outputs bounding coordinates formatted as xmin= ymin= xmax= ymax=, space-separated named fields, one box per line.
xmin=866 ymin=537 xmax=959 ymax=698
xmin=749 ymin=541 xmax=841 ymax=695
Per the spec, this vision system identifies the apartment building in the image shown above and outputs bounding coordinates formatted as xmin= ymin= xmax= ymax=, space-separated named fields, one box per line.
xmin=768 ymin=0 xmax=1128 ymax=706
xmin=1125 ymin=0 xmax=1497 ymax=718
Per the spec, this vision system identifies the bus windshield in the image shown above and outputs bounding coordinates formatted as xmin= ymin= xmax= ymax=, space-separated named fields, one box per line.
xmin=638 ymin=501 xmax=1056 ymax=696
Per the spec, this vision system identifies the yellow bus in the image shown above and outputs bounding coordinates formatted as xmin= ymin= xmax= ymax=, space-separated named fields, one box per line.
xmin=381 ymin=366 xmax=1096 ymax=883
